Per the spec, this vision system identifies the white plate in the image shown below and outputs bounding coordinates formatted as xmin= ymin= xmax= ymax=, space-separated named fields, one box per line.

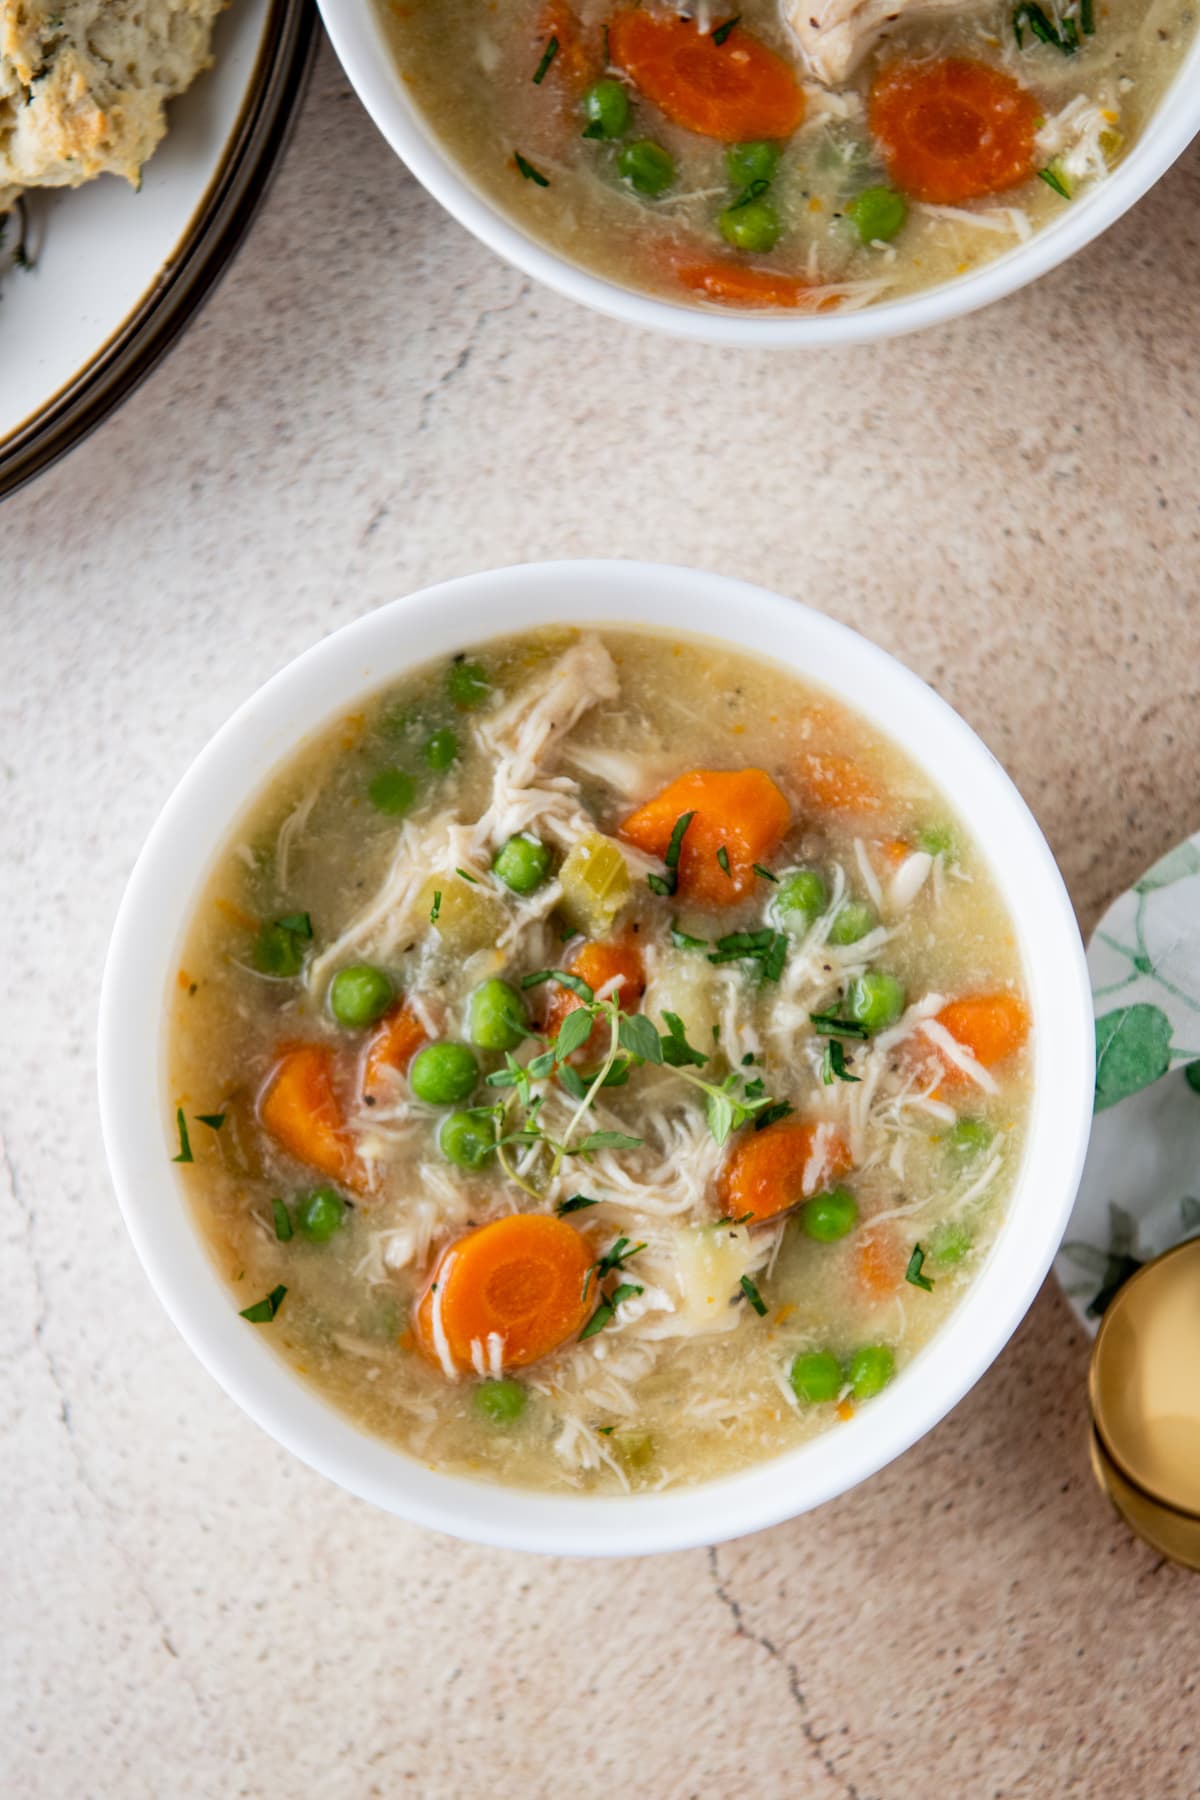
xmin=0 ymin=0 xmax=315 ymax=498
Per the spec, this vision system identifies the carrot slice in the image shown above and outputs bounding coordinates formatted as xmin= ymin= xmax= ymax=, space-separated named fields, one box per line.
xmin=609 ymin=11 xmax=805 ymax=142
xmin=855 ymin=1230 xmax=904 ymax=1297
xmin=537 ymin=0 xmax=601 ymax=91
xmin=414 ymin=1213 xmax=595 ymax=1374
xmin=544 ymin=937 xmax=645 ymax=1057
xmin=717 ymin=1120 xmax=852 ymax=1226
xmin=936 ymin=992 xmax=1030 ymax=1083
xmin=674 ymin=262 xmax=814 ymax=309
xmin=620 ymin=768 xmax=791 ymax=906
xmin=258 ymin=1044 xmax=363 ymax=1189
xmin=868 ymin=58 xmax=1038 ymax=205
xmin=361 ymin=1002 xmax=427 ymax=1101
xmin=796 ymin=751 xmax=882 ymax=818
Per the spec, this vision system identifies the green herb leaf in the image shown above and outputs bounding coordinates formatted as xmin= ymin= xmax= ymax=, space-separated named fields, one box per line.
xmin=455 ymin=867 xmax=478 ymax=884
xmin=196 ymin=1112 xmax=226 ymax=1131
xmin=555 ymin=1007 xmax=596 ymax=1061
xmin=711 ymin=13 xmax=740 ymax=43
xmin=1038 ymin=163 xmax=1071 ymax=199
xmin=240 ymin=1284 xmax=287 ymax=1323
xmin=275 ymin=912 xmax=313 ymax=938
xmin=905 ymin=1243 xmax=935 ymax=1292
xmin=430 ymin=889 xmax=442 ymax=924
xmin=1080 ymin=0 xmax=1095 ymax=30
xmin=532 ymin=33 xmax=558 ymax=81
xmin=253 ymin=915 xmax=313 ymax=978
xmin=610 ymin=1282 xmax=644 ymax=1307
xmin=753 ymin=1101 xmax=793 ymax=1130
xmin=707 ymin=1089 xmax=736 ymax=1147
xmin=753 ymin=864 xmax=778 ymax=882
xmin=648 ymin=811 xmax=696 ymax=897
xmin=557 ymin=1194 xmax=599 ymax=1214
xmin=272 ymin=1198 xmax=293 ymax=1241
xmin=579 ymin=1299 xmax=615 ymax=1340
xmin=1013 ymin=1 xmax=1077 ymax=51
xmin=739 ymin=1274 xmax=768 ymax=1316
xmin=558 ymin=1064 xmax=590 ymax=1101
xmin=172 ymin=1108 xmax=194 ymax=1164
xmin=596 ymin=1236 xmax=646 ymax=1278
xmin=574 ymin=1130 xmax=643 ymax=1153
xmin=515 ymin=150 xmax=550 ymax=186
xmin=670 ymin=921 xmax=709 ymax=950
xmin=809 ymin=1011 xmax=870 ymax=1040
xmin=525 ymin=1049 xmax=558 ymax=1079
xmin=821 ymin=1039 xmax=862 ymax=1085
xmin=618 ymin=1012 xmax=664 ymax=1065
xmin=717 ymin=846 xmax=732 ymax=878
xmin=660 ymin=1011 xmax=708 ymax=1069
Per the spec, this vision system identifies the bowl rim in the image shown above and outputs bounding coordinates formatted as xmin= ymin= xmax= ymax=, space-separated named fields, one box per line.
xmin=98 ymin=559 xmax=1095 ymax=1556
xmin=314 ymin=0 xmax=1200 ymax=346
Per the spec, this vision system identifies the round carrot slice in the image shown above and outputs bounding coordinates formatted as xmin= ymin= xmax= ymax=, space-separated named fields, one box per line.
xmin=609 ymin=11 xmax=805 ymax=142
xmin=543 ymin=937 xmax=645 ymax=1058
xmin=936 ymin=992 xmax=1030 ymax=1083
xmin=414 ymin=1214 xmax=595 ymax=1375
xmin=674 ymin=262 xmax=813 ymax=308
xmin=620 ymin=767 xmax=791 ymax=906
xmin=717 ymin=1120 xmax=852 ymax=1226
xmin=868 ymin=58 xmax=1038 ymax=204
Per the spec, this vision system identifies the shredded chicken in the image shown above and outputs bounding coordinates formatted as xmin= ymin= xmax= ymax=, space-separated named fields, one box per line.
xmin=784 ymin=0 xmax=988 ymax=85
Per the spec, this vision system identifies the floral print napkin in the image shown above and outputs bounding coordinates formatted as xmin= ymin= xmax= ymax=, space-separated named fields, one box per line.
xmin=1054 ymin=832 xmax=1200 ymax=1331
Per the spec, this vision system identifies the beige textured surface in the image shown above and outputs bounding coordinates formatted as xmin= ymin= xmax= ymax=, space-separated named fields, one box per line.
xmin=4 ymin=34 xmax=1200 ymax=1799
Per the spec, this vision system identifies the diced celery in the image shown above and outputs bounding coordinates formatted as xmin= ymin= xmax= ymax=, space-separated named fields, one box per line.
xmin=558 ymin=833 xmax=632 ymax=937
xmin=420 ymin=875 xmax=504 ymax=954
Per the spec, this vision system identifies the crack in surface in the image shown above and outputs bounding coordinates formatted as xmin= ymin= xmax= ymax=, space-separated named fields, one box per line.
xmin=707 ymin=1544 xmax=867 ymax=1800
xmin=1 ymin=1126 xmax=212 ymax=1714
xmin=416 ymin=278 xmax=533 ymax=433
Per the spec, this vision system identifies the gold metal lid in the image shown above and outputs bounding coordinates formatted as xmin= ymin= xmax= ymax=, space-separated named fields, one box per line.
xmin=1088 ymin=1237 xmax=1200 ymax=1552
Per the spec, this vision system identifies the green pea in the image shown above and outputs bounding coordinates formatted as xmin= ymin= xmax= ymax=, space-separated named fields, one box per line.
xmin=493 ymin=834 xmax=551 ymax=895
xmin=929 ymin=1220 xmax=972 ymax=1267
xmin=790 ymin=1350 xmax=842 ymax=1404
xmin=613 ymin=1429 xmax=654 ymax=1467
xmin=410 ymin=1041 xmax=479 ymax=1106
xmin=847 ymin=1344 xmax=895 ymax=1399
xmin=446 ymin=659 xmax=490 ymax=709
xmin=253 ymin=919 xmax=308 ymax=978
xmin=618 ymin=140 xmax=675 ymax=197
xmin=846 ymin=970 xmax=906 ymax=1034
xmin=776 ymin=868 xmax=828 ymax=936
xmin=439 ymin=1110 xmax=496 ymax=1170
xmin=368 ymin=768 xmax=416 ymax=816
xmin=800 ymin=1186 xmax=858 ymax=1242
xmin=719 ymin=195 xmax=781 ymax=253
xmin=918 ymin=824 xmax=956 ymax=858
xmin=827 ymin=899 xmax=877 ymax=946
xmin=329 ymin=963 xmax=394 ymax=1029
xmin=948 ymin=1117 xmax=993 ymax=1158
xmin=424 ymin=727 xmax=459 ymax=771
xmin=298 ymin=1186 xmax=346 ymax=1243
xmin=725 ymin=141 xmax=780 ymax=187
xmin=474 ymin=1378 xmax=526 ymax=1424
xmin=468 ymin=977 xmax=528 ymax=1051
xmin=848 ymin=185 xmax=908 ymax=245
xmin=582 ymin=78 xmax=629 ymax=139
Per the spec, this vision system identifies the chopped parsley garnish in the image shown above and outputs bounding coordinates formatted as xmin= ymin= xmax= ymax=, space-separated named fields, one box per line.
xmin=711 ymin=13 xmax=740 ymax=44
xmin=752 ymin=864 xmax=778 ymax=882
xmin=708 ymin=928 xmax=787 ymax=982
xmin=670 ymin=921 xmax=709 ymax=950
xmin=1038 ymin=164 xmax=1072 ymax=199
xmin=521 ymin=967 xmax=594 ymax=1000
xmin=716 ymin=846 xmax=732 ymax=878
xmin=172 ymin=1108 xmax=194 ymax=1164
xmin=660 ymin=1010 xmax=708 ymax=1068
xmin=821 ymin=1040 xmax=861 ymax=1085
xmin=240 ymin=1284 xmax=287 ymax=1323
xmin=753 ymin=1101 xmax=793 ymax=1131
xmin=532 ymin=34 xmax=558 ymax=81
xmin=455 ymin=867 xmax=478 ymax=884
xmin=272 ymin=1198 xmax=294 ymax=1241
xmin=430 ymin=889 xmax=442 ymax=924
xmin=647 ymin=810 xmax=695 ymax=897
xmin=739 ymin=1274 xmax=768 ymax=1316
xmin=1013 ymin=1 xmax=1078 ymax=51
xmin=254 ymin=912 xmax=313 ymax=978
xmin=196 ymin=1112 xmax=226 ymax=1131
xmin=727 ymin=177 xmax=770 ymax=211
xmin=610 ymin=1282 xmax=643 ymax=1307
xmin=809 ymin=1010 xmax=870 ymax=1040
xmin=557 ymin=1194 xmax=599 ymax=1215
xmin=594 ymin=1236 xmax=646 ymax=1281
xmin=515 ymin=150 xmax=550 ymax=186
xmin=905 ymin=1243 xmax=935 ymax=1292
xmin=1080 ymin=0 xmax=1095 ymax=29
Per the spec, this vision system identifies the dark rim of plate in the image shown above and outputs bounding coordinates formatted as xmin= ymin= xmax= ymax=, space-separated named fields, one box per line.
xmin=0 ymin=0 xmax=318 ymax=504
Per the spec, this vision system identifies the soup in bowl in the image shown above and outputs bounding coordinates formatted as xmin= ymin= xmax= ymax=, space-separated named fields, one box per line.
xmin=99 ymin=563 xmax=1094 ymax=1553
xmin=318 ymin=0 xmax=1200 ymax=338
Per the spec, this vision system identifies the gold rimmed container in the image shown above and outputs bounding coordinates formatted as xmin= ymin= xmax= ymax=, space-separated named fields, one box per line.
xmin=1088 ymin=1237 xmax=1200 ymax=1568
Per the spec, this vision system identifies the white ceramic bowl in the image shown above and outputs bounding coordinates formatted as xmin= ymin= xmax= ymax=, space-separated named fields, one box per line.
xmin=99 ymin=561 xmax=1094 ymax=1555
xmin=316 ymin=0 xmax=1200 ymax=346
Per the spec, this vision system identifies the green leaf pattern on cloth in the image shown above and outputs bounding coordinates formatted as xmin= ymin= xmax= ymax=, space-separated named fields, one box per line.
xmin=1055 ymin=829 xmax=1200 ymax=1331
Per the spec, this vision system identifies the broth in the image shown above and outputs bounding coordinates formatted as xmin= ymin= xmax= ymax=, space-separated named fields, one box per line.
xmin=170 ymin=627 xmax=1031 ymax=1494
